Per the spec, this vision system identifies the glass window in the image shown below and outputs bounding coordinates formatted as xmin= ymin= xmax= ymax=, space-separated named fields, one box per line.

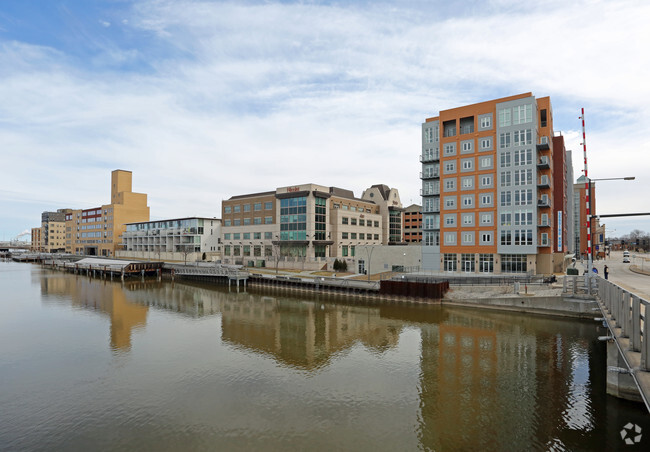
xmin=264 ymin=202 xmax=273 ymax=210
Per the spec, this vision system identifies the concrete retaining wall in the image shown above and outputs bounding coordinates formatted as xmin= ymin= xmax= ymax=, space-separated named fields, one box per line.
xmin=443 ymin=295 xmax=598 ymax=318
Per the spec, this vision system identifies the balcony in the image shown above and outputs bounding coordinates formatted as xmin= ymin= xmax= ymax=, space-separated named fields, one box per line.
xmin=420 ymin=188 xmax=440 ymax=196
xmin=420 ymin=170 xmax=440 ymax=180
xmin=538 ymin=219 xmax=551 ymax=228
xmin=538 ymin=196 xmax=550 ymax=207
xmin=422 ymin=205 xmax=440 ymax=214
xmin=420 ymin=152 xmax=440 ymax=163
xmin=537 ymin=156 xmax=550 ymax=169
xmin=536 ymin=136 xmax=550 ymax=151
xmin=537 ymin=176 xmax=550 ymax=188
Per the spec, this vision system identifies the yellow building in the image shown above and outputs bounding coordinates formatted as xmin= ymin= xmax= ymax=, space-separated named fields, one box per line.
xmin=65 ymin=170 xmax=149 ymax=256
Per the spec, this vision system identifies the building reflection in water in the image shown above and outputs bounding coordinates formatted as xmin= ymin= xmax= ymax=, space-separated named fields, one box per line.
xmin=37 ymin=271 xmax=612 ymax=449
xmin=39 ymin=272 xmax=148 ymax=352
xmin=416 ymin=308 xmax=602 ymax=451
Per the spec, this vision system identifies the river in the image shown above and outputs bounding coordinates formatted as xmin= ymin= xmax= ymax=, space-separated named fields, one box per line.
xmin=0 ymin=261 xmax=648 ymax=451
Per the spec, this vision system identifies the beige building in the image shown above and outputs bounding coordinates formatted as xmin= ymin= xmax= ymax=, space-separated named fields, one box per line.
xmin=221 ymin=183 xmax=400 ymax=270
xmin=65 ymin=170 xmax=150 ymax=257
xmin=31 ymin=227 xmax=42 ymax=252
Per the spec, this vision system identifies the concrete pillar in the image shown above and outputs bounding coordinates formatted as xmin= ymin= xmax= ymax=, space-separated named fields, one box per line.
xmin=606 ymin=340 xmax=642 ymax=403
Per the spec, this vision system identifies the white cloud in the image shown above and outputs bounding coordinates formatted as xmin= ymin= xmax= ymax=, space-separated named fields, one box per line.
xmin=1 ymin=0 xmax=649 ymax=238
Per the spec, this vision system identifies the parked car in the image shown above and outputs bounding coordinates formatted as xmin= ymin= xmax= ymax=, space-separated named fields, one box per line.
xmin=623 ymin=257 xmax=630 ymax=263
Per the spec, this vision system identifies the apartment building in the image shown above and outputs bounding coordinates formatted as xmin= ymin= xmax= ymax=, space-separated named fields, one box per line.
xmin=64 ymin=170 xmax=150 ymax=257
xmin=37 ymin=210 xmax=68 ymax=253
xmin=30 ymin=227 xmax=42 ymax=252
xmin=403 ymin=204 xmax=422 ymax=243
xmin=573 ymin=175 xmax=604 ymax=258
xmin=221 ymin=183 xmax=399 ymax=269
xmin=118 ymin=217 xmax=222 ymax=262
xmin=421 ymin=93 xmax=568 ymax=274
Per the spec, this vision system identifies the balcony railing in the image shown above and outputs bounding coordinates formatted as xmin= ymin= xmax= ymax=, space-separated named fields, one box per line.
xmin=537 ymin=156 xmax=550 ymax=169
xmin=420 ymin=152 xmax=440 ymax=163
xmin=420 ymin=188 xmax=440 ymax=196
xmin=538 ymin=197 xmax=550 ymax=207
xmin=420 ymin=171 xmax=440 ymax=180
xmin=538 ymin=176 xmax=550 ymax=188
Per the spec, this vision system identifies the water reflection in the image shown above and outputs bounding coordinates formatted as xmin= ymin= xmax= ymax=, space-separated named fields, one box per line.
xmin=40 ymin=271 xmax=148 ymax=351
xmin=18 ymin=266 xmax=648 ymax=451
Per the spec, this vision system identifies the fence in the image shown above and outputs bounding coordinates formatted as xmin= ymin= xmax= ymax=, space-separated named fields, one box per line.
xmin=597 ymin=277 xmax=650 ymax=372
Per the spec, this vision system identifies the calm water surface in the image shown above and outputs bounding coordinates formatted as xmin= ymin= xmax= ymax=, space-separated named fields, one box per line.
xmin=1 ymin=261 xmax=648 ymax=451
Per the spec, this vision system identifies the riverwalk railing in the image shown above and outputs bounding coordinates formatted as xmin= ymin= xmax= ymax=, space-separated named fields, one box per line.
xmin=596 ymin=276 xmax=650 ymax=412
xmin=165 ymin=264 xmax=248 ymax=279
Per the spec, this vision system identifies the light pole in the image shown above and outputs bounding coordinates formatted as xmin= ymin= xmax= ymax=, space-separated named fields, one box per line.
xmin=586 ymin=176 xmax=635 ymax=275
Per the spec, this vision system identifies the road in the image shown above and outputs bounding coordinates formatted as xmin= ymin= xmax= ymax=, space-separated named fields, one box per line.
xmin=589 ymin=250 xmax=650 ymax=301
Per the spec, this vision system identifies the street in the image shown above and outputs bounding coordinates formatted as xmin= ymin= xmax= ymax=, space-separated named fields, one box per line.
xmin=590 ymin=250 xmax=650 ymax=301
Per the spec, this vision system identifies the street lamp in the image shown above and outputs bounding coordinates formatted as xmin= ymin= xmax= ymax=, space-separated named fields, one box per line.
xmin=586 ymin=176 xmax=635 ymax=276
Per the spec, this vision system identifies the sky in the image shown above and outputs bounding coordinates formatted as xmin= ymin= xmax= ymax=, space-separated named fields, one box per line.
xmin=1 ymin=0 xmax=649 ymax=242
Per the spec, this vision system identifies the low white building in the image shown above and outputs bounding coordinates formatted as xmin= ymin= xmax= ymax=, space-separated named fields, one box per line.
xmin=117 ymin=217 xmax=222 ymax=263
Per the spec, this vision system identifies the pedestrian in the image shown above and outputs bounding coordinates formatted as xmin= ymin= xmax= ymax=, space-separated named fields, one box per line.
xmin=604 ymin=265 xmax=609 ymax=280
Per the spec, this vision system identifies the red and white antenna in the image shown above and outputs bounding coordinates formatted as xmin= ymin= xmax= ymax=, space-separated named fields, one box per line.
xmin=580 ymin=108 xmax=592 ymax=275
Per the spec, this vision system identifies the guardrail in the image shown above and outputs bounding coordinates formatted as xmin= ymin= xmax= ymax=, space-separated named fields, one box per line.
xmin=596 ymin=276 xmax=650 ymax=411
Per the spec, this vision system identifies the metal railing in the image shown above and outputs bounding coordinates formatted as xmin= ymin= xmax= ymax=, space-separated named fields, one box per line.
xmin=596 ymin=276 xmax=650 ymax=411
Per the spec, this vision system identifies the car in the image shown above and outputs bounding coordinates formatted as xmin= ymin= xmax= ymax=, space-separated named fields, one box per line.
xmin=623 ymin=257 xmax=630 ymax=263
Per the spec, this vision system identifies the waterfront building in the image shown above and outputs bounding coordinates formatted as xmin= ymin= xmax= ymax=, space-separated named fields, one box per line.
xmin=221 ymin=183 xmax=401 ymax=270
xmin=573 ymin=175 xmax=604 ymax=258
xmin=421 ymin=93 xmax=572 ymax=274
xmin=118 ymin=217 xmax=222 ymax=263
xmin=64 ymin=170 xmax=150 ymax=257
xmin=30 ymin=227 xmax=42 ymax=252
xmin=37 ymin=210 xmax=68 ymax=253
xmin=403 ymin=204 xmax=422 ymax=243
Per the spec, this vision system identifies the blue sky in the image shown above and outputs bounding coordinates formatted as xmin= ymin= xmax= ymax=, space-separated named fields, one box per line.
xmin=1 ymin=0 xmax=649 ymax=241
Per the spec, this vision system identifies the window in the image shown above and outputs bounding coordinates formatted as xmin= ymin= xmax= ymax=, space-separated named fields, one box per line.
xmin=445 ymin=215 xmax=456 ymax=226
xmin=500 ymin=152 xmax=511 ymax=168
xmin=501 ymin=254 xmax=527 ymax=273
xmin=342 ymin=232 xmax=349 ymax=239
xmin=444 ymin=161 xmax=456 ymax=173
xmin=265 ymin=202 xmax=273 ymax=210
xmin=500 ymin=191 xmax=512 ymax=207
xmin=351 ymin=218 xmax=357 ymax=226
xmin=424 ymin=127 xmax=434 ymax=143
xmin=481 ymin=213 xmax=492 ymax=225
xmin=254 ymin=202 xmax=262 ymax=211
xmin=462 ymin=159 xmax=473 ymax=170
xmin=514 ymin=169 xmax=533 ymax=186
xmin=500 ymin=230 xmax=512 ymax=245
xmin=514 ymin=189 xmax=533 ymax=206
xmin=224 ymin=220 xmax=231 ymax=226
xmin=243 ymin=204 xmax=251 ymax=212
xmin=444 ymin=253 xmax=457 ymax=271
xmin=462 ymin=214 xmax=473 ymax=225
xmin=233 ymin=233 xmax=240 ymax=240
xmin=480 ymin=194 xmax=492 ymax=206
xmin=359 ymin=219 xmax=365 ymax=226
xmin=224 ymin=206 xmax=232 ymax=214
xmin=498 ymin=108 xmax=511 ymax=127
xmin=374 ymin=234 xmax=379 ymax=240
xmin=481 ymin=232 xmax=492 ymax=243
xmin=374 ymin=221 xmax=379 ymax=227
xmin=499 ymin=132 xmax=511 ymax=148
xmin=513 ymin=129 xmax=532 ymax=147
xmin=514 ymin=148 xmax=533 ymax=166
xmin=342 ymin=217 xmax=349 ymax=225
xmin=243 ymin=232 xmax=250 ymax=240
xmin=515 ymin=211 xmax=533 ymax=226
xmin=462 ymin=141 xmax=472 ymax=153
xmin=481 ymin=175 xmax=492 ymax=187
xmin=254 ymin=217 xmax=262 ymax=225
xmin=445 ymin=233 xmax=456 ymax=244
xmin=444 ymin=143 xmax=456 ymax=156
xmin=351 ymin=233 xmax=357 ymax=239
xmin=359 ymin=233 xmax=365 ymax=240
xmin=445 ymin=197 xmax=456 ymax=209
xmin=233 ymin=205 xmax=241 ymax=213
xmin=513 ymin=104 xmax=532 ymax=125
xmin=264 ymin=231 xmax=273 ymax=239
xmin=480 ymin=157 xmax=491 ymax=168
xmin=462 ymin=233 xmax=473 ymax=244
xmin=462 ymin=196 xmax=473 ymax=207
xmin=480 ymin=138 xmax=492 ymax=150
xmin=480 ymin=115 xmax=491 ymax=128
xmin=264 ymin=216 xmax=273 ymax=224
xmin=500 ymin=213 xmax=512 ymax=226
xmin=461 ymin=177 xmax=473 ymax=189
xmin=500 ymin=171 xmax=511 ymax=187
xmin=243 ymin=218 xmax=251 ymax=226
xmin=445 ymin=179 xmax=456 ymax=191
